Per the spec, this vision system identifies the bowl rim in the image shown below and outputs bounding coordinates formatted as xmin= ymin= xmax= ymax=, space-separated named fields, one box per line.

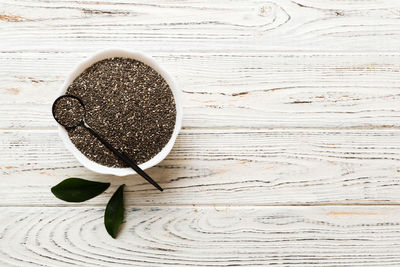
xmin=56 ymin=48 xmax=182 ymax=176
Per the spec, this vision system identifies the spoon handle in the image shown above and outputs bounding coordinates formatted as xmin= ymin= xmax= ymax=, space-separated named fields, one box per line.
xmin=84 ymin=125 xmax=163 ymax=191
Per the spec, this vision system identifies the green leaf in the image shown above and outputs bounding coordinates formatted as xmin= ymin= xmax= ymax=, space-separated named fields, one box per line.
xmin=51 ymin=178 xmax=110 ymax=202
xmin=104 ymin=184 xmax=125 ymax=238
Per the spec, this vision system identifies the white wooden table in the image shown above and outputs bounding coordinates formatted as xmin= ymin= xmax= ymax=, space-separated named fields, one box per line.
xmin=1 ymin=0 xmax=400 ymax=266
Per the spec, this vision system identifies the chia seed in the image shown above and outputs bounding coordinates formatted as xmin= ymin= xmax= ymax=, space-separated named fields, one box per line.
xmin=53 ymin=97 xmax=85 ymax=128
xmin=64 ymin=57 xmax=176 ymax=168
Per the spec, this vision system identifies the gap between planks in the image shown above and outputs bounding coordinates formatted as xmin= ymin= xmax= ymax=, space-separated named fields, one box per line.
xmin=3 ymin=50 xmax=400 ymax=54
xmin=3 ymin=203 xmax=400 ymax=208
xmin=2 ymin=127 xmax=400 ymax=132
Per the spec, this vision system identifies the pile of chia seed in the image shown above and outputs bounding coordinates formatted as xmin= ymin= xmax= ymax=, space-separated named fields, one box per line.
xmin=65 ymin=57 xmax=176 ymax=167
xmin=53 ymin=97 xmax=85 ymax=128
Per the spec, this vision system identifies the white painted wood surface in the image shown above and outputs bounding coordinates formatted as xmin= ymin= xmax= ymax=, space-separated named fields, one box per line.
xmin=2 ymin=206 xmax=400 ymax=267
xmin=1 ymin=0 xmax=400 ymax=266
xmin=2 ymin=129 xmax=400 ymax=206
xmin=1 ymin=52 xmax=400 ymax=129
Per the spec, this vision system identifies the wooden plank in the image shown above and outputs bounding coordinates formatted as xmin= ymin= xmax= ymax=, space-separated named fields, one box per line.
xmin=1 ymin=206 xmax=400 ymax=266
xmin=1 ymin=52 xmax=400 ymax=129
xmin=1 ymin=0 xmax=400 ymax=52
xmin=1 ymin=129 xmax=400 ymax=206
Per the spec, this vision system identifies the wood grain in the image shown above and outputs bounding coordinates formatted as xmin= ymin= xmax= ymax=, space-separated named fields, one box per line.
xmin=1 ymin=0 xmax=400 ymax=52
xmin=2 ymin=0 xmax=400 ymax=265
xmin=1 ymin=52 xmax=400 ymax=129
xmin=1 ymin=129 xmax=399 ymax=206
xmin=1 ymin=206 xmax=400 ymax=266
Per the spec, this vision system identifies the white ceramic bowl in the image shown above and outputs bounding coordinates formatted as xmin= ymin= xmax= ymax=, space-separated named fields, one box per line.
xmin=56 ymin=49 xmax=182 ymax=176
